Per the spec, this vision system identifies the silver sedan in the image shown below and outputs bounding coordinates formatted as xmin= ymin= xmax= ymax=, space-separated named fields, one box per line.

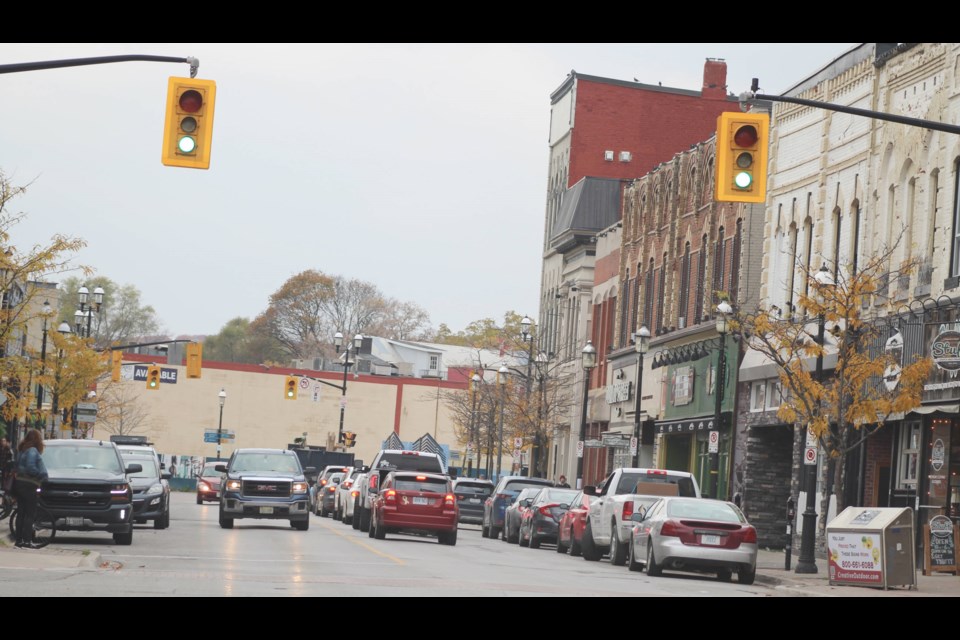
xmin=627 ymin=497 xmax=758 ymax=584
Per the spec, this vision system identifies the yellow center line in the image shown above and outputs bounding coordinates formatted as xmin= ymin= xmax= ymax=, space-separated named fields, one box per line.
xmin=323 ymin=521 xmax=405 ymax=565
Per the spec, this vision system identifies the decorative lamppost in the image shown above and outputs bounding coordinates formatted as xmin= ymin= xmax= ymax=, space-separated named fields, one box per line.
xmin=216 ymin=388 xmax=226 ymax=461
xmin=711 ymin=301 xmax=733 ymax=500
xmin=576 ymin=340 xmax=597 ymax=489
xmin=76 ymin=285 xmax=105 ymax=339
xmin=520 ymin=316 xmax=534 ymax=395
xmin=334 ymin=332 xmax=363 ymax=447
xmin=50 ymin=321 xmax=72 ymax=439
xmin=632 ymin=326 xmax=650 ymax=467
xmin=35 ymin=301 xmax=54 ymax=412
xmin=496 ymin=364 xmax=508 ymax=479
xmin=470 ymin=372 xmax=481 ymax=477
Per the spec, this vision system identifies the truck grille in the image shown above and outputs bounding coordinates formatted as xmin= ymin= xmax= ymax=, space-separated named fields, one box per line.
xmin=241 ymin=480 xmax=292 ymax=498
xmin=42 ymin=483 xmax=111 ymax=509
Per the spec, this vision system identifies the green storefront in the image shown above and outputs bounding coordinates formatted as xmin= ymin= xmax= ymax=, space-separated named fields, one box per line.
xmin=653 ymin=337 xmax=737 ymax=499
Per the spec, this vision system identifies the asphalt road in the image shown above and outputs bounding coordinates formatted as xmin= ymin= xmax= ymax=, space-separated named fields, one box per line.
xmin=0 ymin=492 xmax=776 ymax=596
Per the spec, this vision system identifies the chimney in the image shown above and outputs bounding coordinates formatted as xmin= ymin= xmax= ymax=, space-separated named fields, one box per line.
xmin=702 ymin=58 xmax=727 ymax=100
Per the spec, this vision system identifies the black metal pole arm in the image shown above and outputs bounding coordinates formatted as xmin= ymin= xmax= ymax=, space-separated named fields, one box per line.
xmin=0 ymin=55 xmax=199 ymax=78
xmin=296 ymin=373 xmax=346 ymax=393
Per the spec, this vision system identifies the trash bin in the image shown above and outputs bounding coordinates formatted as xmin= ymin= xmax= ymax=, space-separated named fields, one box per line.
xmin=826 ymin=506 xmax=916 ymax=590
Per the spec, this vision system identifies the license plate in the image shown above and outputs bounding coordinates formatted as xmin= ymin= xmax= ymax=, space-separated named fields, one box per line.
xmin=260 ymin=506 xmax=274 ymax=515
xmin=66 ymin=517 xmax=84 ymax=527
xmin=413 ymin=496 xmax=429 ymax=506
xmin=469 ymin=498 xmax=481 ymax=504
xmin=702 ymin=534 xmax=721 ymax=546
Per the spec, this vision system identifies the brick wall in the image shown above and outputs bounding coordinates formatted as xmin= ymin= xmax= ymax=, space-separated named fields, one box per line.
xmin=741 ymin=420 xmax=795 ymax=549
xmin=863 ymin=427 xmax=893 ymax=507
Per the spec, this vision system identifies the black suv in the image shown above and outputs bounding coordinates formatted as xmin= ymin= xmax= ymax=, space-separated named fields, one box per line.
xmin=217 ymin=448 xmax=315 ymax=530
xmin=41 ymin=440 xmax=140 ymax=545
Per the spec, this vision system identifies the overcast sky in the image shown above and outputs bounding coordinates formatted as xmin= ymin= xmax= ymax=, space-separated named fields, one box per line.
xmin=0 ymin=43 xmax=856 ymax=338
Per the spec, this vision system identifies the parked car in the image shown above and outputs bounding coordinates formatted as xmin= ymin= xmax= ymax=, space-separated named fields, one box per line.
xmin=628 ymin=497 xmax=758 ymax=584
xmin=316 ymin=472 xmax=345 ymax=517
xmin=452 ymin=478 xmax=494 ymax=524
xmin=482 ymin=476 xmax=554 ymax=539
xmin=345 ymin=472 xmax=366 ymax=527
xmin=197 ymin=461 xmax=224 ymax=504
xmin=519 ymin=487 xmax=579 ymax=549
xmin=368 ymin=471 xmax=458 ymax=545
xmin=120 ymin=451 xmax=172 ymax=529
xmin=335 ymin=468 xmax=363 ymax=521
xmin=557 ymin=491 xmax=591 ymax=556
xmin=502 ymin=488 xmax=542 ymax=544
xmin=217 ymin=448 xmax=314 ymax=530
xmin=40 ymin=440 xmax=138 ymax=545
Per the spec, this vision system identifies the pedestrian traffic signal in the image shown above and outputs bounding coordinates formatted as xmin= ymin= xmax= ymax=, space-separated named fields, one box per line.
xmin=715 ymin=111 xmax=769 ymax=203
xmin=161 ymin=77 xmax=217 ymax=170
xmin=343 ymin=431 xmax=357 ymax=448
xmin=146 ymin=365 xmax=161 ymax=390
xmin=111 ymin=351 xmax=123 ymax=383
xmin=284 ymin=376 xmax=298 ymax=400
xmin=186 ymin=342 xmax=203 ymax=379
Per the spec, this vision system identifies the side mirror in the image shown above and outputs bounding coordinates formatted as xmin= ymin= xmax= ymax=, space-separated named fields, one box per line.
xmin=582 ymin=486 xmax=598 ymax=497
xmin=522 ymin=499 xmax=533 ymax=507
xmin=630 ymin=512 xmax=645 ymax=522
xmin=161 ymin=473 xmax=172 ymax=481
xmin=125 ymin=463 xmax=143 ymax=474
xmin=215 ymin=464 xmax=228 ymax=473
xmin=559 ymin=503 xmax=570 ymax=510
xmin=332 ymin=477 xmax=342 ymax=484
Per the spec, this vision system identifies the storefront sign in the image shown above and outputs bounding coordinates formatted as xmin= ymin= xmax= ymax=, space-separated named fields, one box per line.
xmin=672 ymin=366 xmax=694 ymax=406
xmin=931 ymin=330 xmax=960 ymax=371
xmin=656 ymin=418 xmax=715 ymax=435
xmin=606 ymin=380 xmax=632 ymax=404
xmin=932 ymin=439 xmax=946 ymax=471
xmin=827 ymin=532 xmax=883 ymax=585
xmin=923 ymin=515 xmax=958 ymax=575
xmin=601 ymin=432 xmax=630 ymax=449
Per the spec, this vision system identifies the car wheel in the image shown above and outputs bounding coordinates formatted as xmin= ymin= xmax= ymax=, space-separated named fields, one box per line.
xmin=219 ymin=504 xmax=234 ymax=529
xmin=501 ymin=522 xmax=509 ymax=542
xmin=489 ymin=525 xmax=501 ymax=540
xmin=569 ymin=527 xmax=582 ymax=557
xmin=581 ymin=520 xmax=601 ymax=561
xmin=609 ymin=525 xmax=627 ymax=566
xmin=645 ymin=542 xmax=662 ymax=577
xmin=519 ymin=524 xmax=530 ymax=547
xmin=196 ymin=494 xmax=202 ymax=505
xmin=374 ymin=517 xmax=386 ymax=540
xmin=482 ymin=521 xmax=490 ymax=538
xmin=529 ymin=532 xmax=541 ymax=550
xmin=153 ymin=509 xmax=170 ymax=530
xmin=439 ymin=529 xmax=457 ymax=546
xmin=291 ymin=518 xmax=309 ymax=531
xmin=352 ymin=500 xmax=361 ymax=530
xmin=368 ymin=514 xmax=376 ymax=538
xmin=627 ymin=535 xmax=642 ymax=572
xmin=556 ymin=533 xmax=567 ymax=554
xmin=113 ymin=528 xmax=133 ymax=545
xmin=360 ymin=507 xmax=371 ymax=533
xmin=738 ymin=567 xmax=756 ymax=585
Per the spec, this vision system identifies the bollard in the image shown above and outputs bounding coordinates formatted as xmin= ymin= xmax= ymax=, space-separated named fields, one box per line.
xmin=785 ymin=496 xmax=796 ymax=571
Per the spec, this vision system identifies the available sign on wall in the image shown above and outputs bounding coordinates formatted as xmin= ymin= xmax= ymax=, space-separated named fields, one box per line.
xmin=827 ymin=531 xmax=883 ymax=585
xmin=130 ymin=365 xmax=178 ymax=384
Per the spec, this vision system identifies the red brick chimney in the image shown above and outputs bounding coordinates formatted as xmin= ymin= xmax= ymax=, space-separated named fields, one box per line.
xmin=702 ymin=58 xmax=727 ymax=100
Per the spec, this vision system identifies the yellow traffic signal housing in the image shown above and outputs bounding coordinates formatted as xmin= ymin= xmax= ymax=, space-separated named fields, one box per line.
xmin=186 ymin=342 xmax=203 ymax=379
xmin=161 ymin=77 xmax=217 ymax=170
xmin=715 ymin=111 xmax=769 ymax=203
xmin=111 ymin=351 xmax=123 ymax=383
xmin=284 ymin=376 xmax=298 ymax=400
xmin=343 ymin=431 xmax=357 ymax=448
xmin=146 ymin=365 xmax=161 ymax=390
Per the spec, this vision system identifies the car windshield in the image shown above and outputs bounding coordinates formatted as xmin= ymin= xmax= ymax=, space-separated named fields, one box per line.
xmin=201 ymin=465 xmax=222 ymax=477
xmin=455 ymin=483 xmax=493 ymax=497
xmin=503 ymin=480 xmax=552 ymax=494
xmin=123 ymin=456 xmax=159 ymax=478
xmin=231 ymin=453 xmax=300 ymax=473
xmin=617 ymin=472 xmax=697 ymax=497
xmin=540 ymin=489 xmax=579 ymax=504
xmin=666 ymin=500 xmax=744 ymax=523
xmin=376 ymin=453 xmax=443 ymax=472
xmin=44 ymin=445 xmax=123 ymax=473
xmin=394 ymin=477 xmax=448 ymax=493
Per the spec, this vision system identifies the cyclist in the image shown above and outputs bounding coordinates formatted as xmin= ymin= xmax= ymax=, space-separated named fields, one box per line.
xmin=14 ymin=429 xmax=48 ymax=549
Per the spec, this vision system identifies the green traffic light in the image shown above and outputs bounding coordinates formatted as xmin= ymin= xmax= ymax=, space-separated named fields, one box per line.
xmin=734 ymin=171 xmax=753 ymax=189
xmin=178 ymin=135 xmax=197 ymax=154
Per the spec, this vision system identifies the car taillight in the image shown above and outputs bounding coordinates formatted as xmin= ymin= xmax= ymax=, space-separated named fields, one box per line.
xmin=344 ymin=480 xmax=353 ymax=488
xmin=622 ymin=501 xmax=633 ymax=520
xmin=646 ymin=469 xmax=667 ymax=475
xmin=444 ymin=494 xmax=455 ymax=507
xmin=351 ymin=490 xmax=359 ymax=498
xmin=416 ymin=475 xmax=427 ymax=481
xmin=741 ymin=526 xmax=757 ymax=544
xmin=328 ymin=486 xmax=336 ymax=493
xmin=385 ymin=489 xmax=397 ymax=503
xmin=660 ymin=520 xmax=683 ymax=537
xmin=369 ymin=475 xmax=379 ymax=490
xmin=538 ymin=504 xmax=558 ymax=517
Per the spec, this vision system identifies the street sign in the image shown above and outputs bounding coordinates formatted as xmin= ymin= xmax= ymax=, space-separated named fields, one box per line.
xmin=708 ymin=430 xmax=719 ymax=454
xmin=514 ymin=437 xmax=523 ymax=449
xmin=76 ymin=414 xmax=97 ymax=424
xmin=203 ymin=430 xmax=235 ymax=443
xmin=76 ymin=402 xmax=98 ymax=412
xmin=804 ymin=446 xmax=818 ymax=465
xmin=576 ymin=441 xmax=584 ymax=458
xmin=584 ymin=439 xmax=604 ymax=448
xmin=512 ymin=448 xmax=521 ymax=459
xmin=340 ymin=397 xmax=347 ymax=409
xmin=630 ymin=437 xmax=638 ymax=455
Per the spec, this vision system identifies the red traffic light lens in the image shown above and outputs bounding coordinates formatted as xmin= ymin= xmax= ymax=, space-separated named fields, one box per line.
xmin=179 ymin=90 xmax=203 ymax=113
xmin=734 ymin=125 xmax=758 ymax=147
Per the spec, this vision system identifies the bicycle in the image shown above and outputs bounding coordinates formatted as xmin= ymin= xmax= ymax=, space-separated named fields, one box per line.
xmin=7 ymin=500 xmax=56 ymax=549
xmin=0 ymin=489 xmax=14 ymax=521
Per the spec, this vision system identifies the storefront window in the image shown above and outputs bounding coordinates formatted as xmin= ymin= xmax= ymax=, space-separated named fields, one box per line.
xmin=898 ymin=422 xmax=921 ymax=490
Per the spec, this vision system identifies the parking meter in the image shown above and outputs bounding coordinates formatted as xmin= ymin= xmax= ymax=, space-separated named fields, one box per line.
xmin=785 ymin=496 xmax=796 ymax=570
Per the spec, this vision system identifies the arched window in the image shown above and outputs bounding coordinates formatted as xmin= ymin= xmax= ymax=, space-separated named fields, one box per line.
xmin=679 ymin=242 xmax=691 ymax=327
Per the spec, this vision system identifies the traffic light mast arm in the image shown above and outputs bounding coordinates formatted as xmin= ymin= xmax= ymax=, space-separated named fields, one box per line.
xmin=0 ymin=55 xmax=199 ymax=78
xmin=293 ymin=374 xmax=346 ymax=393
xmin=98 ymin=338 xmax=196 ymax=353
xmin=743 ymin=79 xmax=960 ymax=136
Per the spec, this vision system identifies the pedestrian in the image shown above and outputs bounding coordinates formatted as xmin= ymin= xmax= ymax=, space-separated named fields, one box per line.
xmin=556 ymin=475 xmax=570 ymax=488
xmin=0 ymin=436 xmax=13 ymax=493
xmin=14 ymin=429 xmax=48 ymax=549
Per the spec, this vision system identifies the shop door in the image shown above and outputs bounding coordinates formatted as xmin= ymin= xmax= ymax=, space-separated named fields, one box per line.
xmin=696 ymin=432 xmax=730 ymax=500
xmin=664 ymin=434 xmax=692 ymax=473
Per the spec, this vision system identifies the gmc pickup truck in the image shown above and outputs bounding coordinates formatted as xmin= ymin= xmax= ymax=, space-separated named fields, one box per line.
xmin=580 ymin=468 xmax=700 ymax=564
xmin=217 ymin=448 xmax=315 ymax=531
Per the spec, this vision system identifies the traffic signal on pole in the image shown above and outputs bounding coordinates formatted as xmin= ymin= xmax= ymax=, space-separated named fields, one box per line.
xmin=111 ymin=351 xmax=123 ymax=383
xmin=186 ymin=342 xmax=203 ymax=379
xmin=146 ymin=365 xmax=161 ymax=390
xmin=343 ymin=431 xmax=357 ymax=448
xmin=284 ymin=376 xmax=298 ymax=400
xmin=715 ymin=111 xmax=769 ymax=203
xmin=161 ymin=76 xmax=217 ymax=170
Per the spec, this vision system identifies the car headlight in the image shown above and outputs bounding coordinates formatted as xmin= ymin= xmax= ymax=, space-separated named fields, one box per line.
xmin=198 ymin=482 xmax=210 ymax=492
xmin=292 ymin=482 xmax=308 ymax=494
xmin=226 ymin=480 xmax=242 ymax=491
xmin=146 ymin=483 xmax=164 ymax=496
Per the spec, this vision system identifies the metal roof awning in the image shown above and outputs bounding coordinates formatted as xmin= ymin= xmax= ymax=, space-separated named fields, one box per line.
xmin=887 ymin=404 xmax=960 ymax=421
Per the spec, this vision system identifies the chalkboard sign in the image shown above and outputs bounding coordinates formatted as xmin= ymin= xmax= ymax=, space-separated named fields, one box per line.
xmin=923 ymin=515 xmax=958 ymax=575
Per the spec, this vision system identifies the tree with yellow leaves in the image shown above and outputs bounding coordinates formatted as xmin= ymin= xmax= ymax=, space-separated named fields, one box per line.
xmin=739 ymin=251 xmax=932 ymax=517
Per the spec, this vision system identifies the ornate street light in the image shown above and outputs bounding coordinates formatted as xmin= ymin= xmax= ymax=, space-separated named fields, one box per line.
xmin=576 ymin=341 xmax=598 ymax=489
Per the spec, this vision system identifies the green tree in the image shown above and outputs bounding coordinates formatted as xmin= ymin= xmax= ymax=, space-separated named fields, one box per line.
xmin=59 ymin=276 xmax=162 ymax=348
xmin=203 ymin=316 xmax=286 ymax=365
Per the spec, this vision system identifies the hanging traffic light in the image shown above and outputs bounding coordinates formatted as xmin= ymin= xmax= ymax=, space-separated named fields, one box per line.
xmin=284 ymin=376 xmax=298 ymax=400
xmin=146 ymin=365 xmax=161 ymax=390
xmin=343 ymin=431 xmax=357 ymax=448
xmin=186 ymin=342 xmax=203 ymax=379
xmin=715 ymin=111 xmax=769 ymax=203
xmin=161 ymin=77 xmax=217 ymax=170
xmin=111 ymin=351 xmax=123 ymax=383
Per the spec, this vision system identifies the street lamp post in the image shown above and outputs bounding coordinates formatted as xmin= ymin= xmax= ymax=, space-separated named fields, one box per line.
xmin=632 ymin=326 xmax=650 ymax=468
xmin=496 ymin=365 xmax=508 ymax=479
xmin=711 ymin=302 xmax=733 ymax=500
xmin=470 ymin=373 xmax=481 ymax=478
xmin=534 ymin=351 xmax=548 ymax=477
xmin=520 ymin=316 xmax=534 ymax=395
xmin=216 ymin=388 xmax=226 ymax=461
xmin=334 ymin=332 xmax=363 ymax=447
xmin=51 ymin=322 xmax=72 ymax=439
xmin=76 ymin=285 xmax=104 ymax=339
xmin=577 ymin=341 xmax=598 ymax=490
xmin=796 ymin=264 xmax=834 ymax=574
xmin=35 ymin=301 xmax=53 ymax=412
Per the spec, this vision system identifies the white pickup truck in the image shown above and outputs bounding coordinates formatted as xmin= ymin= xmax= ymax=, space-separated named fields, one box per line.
xmin=580 ymin=468 xmax=701 ymax=564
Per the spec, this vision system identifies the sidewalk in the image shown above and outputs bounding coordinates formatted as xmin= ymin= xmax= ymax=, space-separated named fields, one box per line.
xmin=0 ymin=536 xmax=101 ymax=570
xmin=755 ymin=548 xmax=960 ymax=596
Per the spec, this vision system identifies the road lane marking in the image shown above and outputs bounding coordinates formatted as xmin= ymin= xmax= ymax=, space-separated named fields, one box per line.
xmin=323 ymin=522 xmax=405 ymax=565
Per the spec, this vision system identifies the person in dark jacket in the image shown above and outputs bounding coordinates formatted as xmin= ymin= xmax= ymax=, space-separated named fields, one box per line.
xmin=14 ymin=429 xmax=48 ymax=549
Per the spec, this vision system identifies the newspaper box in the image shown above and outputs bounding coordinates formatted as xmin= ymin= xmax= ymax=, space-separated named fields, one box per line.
xmin=826 ymin=506 xmax=915 ymax=590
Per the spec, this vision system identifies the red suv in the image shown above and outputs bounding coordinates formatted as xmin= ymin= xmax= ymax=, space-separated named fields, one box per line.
xmin=369 ymin=472 xmax=458 ymax=545
xmin=557 ymin=491 xmax=592 ymax=556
